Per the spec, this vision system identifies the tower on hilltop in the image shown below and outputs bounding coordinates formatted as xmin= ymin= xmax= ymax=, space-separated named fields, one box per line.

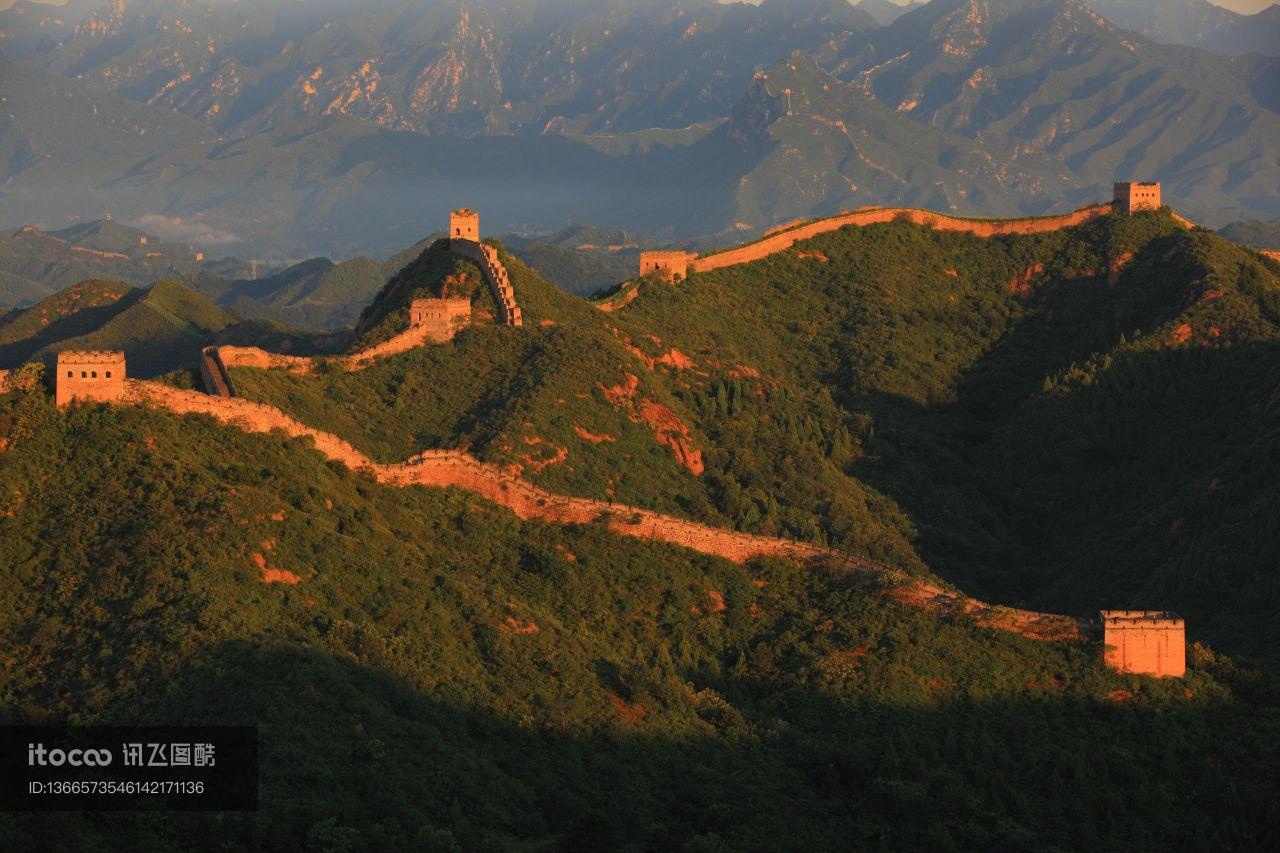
xmin=639 ymin=251 xmax=689 ymax=282
xmin=1113 ymin=182 xmax=1162 ymax=215
xmin=450 ymin=208 xmax=480 ymax=244
xmin=56 ymin=350 xmax=126 ymax=408
xmin=1101 ymin=610 xmax=1185 ymax=677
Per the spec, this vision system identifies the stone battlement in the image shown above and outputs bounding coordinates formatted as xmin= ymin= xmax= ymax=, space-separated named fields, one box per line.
xmin=687 ymin=204 xmax=1117 ymax=275
xmin=57 ymin=350 xmax=126 ymax=365
xmin=56 ymin=350 xmax=126 ymax=407
xmin=1101 ymin=610 xmax=1185 ymax=677
xmin=596 ymin=188 xmax=1190 ymax=311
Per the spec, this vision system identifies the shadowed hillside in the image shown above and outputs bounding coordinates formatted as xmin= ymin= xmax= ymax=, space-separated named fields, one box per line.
xmin=0 ymin=388 xmax=1276 ymax=849
xmin=225 ymin=207 xmax=1280 ymax=668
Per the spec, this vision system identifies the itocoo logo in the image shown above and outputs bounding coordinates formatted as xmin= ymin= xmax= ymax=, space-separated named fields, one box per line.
xmin=27 ymin=743 xmax=113 ymax=766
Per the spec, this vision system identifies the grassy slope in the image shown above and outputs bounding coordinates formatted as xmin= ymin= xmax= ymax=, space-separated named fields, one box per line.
xmin=0 ymin=386 xmax=1277 ymax=850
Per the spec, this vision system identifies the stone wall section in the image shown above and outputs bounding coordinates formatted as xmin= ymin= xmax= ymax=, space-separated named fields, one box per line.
xmin=126 ymin=379 xmax=1087 ymax=644
xmin=451 ymin=239 xmax=523 ymax=327
xmin=689 ymin=204 xmax=1116 ymax=274
xmin=199 ymin=347 xmax=236 ymax=397
xmin=199 ymin=321 xmax=451 ymax=396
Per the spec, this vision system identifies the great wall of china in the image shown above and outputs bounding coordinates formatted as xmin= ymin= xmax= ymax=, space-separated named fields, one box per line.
xmin=197 ymin=209 xmax=523 ymax=397
xmin=120 ymin=378 xmax=1090 ymax=645
xmin=20 ymin=196 xmax=1216 ymax=675
xmin=623 ymin=183 xmax=1198 ymax=303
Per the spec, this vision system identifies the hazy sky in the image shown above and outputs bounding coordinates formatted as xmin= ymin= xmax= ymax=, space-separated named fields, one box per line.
xmin=0 ymin=0 xmax=1275 ymax=14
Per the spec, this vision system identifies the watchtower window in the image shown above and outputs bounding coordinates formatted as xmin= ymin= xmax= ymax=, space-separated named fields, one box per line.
xmin=81 ymin=371 xmax=87 ymax=378
xmin=67 ymin=371 xmax=73 ymax=378
xmin=91 ymin=371 xmax=97 ymax=378
xmin=105 ymin=371 xmax=112 ymax=378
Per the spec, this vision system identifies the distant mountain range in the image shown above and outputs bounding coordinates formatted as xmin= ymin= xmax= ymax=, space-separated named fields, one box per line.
xmin=0 ymin=277 xmax=332 ymax=377
xmin=0 ymin=218 xmax=209 ymax=305
xmin=1217 ymin=217 xmax=1280 ymax=249
xmin=1086 ymin=0 xmax=1280 ymax=55
xmin=0 ymin=213 xmax=654 ymax=322
xmin=2 ymin=0 xmax=1278 ymax=255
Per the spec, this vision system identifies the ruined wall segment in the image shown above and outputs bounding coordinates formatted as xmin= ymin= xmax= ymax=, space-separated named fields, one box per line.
xmin=1113 ymin=182 xmax=1162 ymax=215
xmin=1101 ymin=610 xmax=1185 ymax=677
xmin=639 ymin=251 xmax=689 ymax=281
xmin=56 ymin=350 xmax=125 ymax=407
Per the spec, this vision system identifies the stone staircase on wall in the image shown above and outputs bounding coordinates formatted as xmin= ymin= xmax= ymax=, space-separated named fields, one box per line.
xmin=451 ymin=239 xmax=523 ymax=327
xmin=199 ymin=347 xmax=236 ymax=397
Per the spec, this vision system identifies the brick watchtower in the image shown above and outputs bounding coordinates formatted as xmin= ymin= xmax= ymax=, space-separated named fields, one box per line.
xmin=1113 ymin=182 xmax=1162 ymax=215
xmin=1101 ymin=610 xmax=1185 ymax=677
xmin=450 ymin=208 xmax=480 ymax=245
xmin=410 ymin=297 xmax=472 ymax=342
xmin=638 ymin=251 xmax=689 ymax=281
xmin=56 ymin=350 xmax=126 ymax=407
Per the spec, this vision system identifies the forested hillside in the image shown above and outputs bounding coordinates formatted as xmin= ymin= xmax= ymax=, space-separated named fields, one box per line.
xmin=0 ymin=374 xmax=1277 ymax=849
xmin=228 ymin=210 xmax=1280 ymax=668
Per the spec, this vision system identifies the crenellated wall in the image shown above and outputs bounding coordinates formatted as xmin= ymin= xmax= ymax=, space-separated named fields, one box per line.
xmin=199 ymin=347 xmax=236 ymax=397
xmin=125 ymin=379 xmax=1089 ymax=644
xmin=450 ymin=239 xmax=523 ymax=327
xmin=688 ymin=204 xmax=1116 ymax=274
xmin=199 ymin=321 xmax=454 ymax=396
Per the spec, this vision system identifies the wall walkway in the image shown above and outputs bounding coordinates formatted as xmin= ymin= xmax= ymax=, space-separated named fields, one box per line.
xmin=452 ymin=239 xmax=523 ymax=326
xmin=126 ymin=379 xmax=1089 ymax=643
xmin=198 ymin=323 xmax=443 ymax=396
xmin=688 ymin=204 xmax=1115 ymax=273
